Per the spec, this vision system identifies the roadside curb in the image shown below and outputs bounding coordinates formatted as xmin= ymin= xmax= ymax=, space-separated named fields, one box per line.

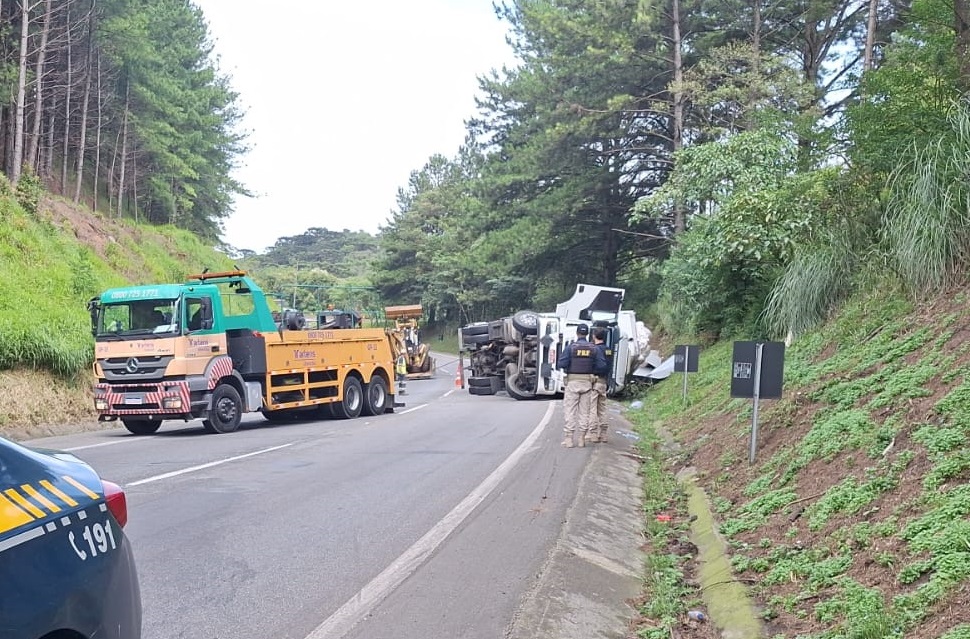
xmin=508 ymin=408 xmax=645 ymax=638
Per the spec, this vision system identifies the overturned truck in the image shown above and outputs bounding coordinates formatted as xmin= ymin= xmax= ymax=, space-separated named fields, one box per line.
xmin=458 ymin=284 xmax=656 ymax=400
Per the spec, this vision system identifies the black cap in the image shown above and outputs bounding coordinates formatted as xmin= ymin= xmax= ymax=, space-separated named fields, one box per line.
xmin=575 ymin=324 xmax=589 ymax=335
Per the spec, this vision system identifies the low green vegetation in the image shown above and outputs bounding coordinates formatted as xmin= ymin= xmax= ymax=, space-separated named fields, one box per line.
xmin=0 ymin=183 xmax=234 ymax=378
xmin=624 ymin=283 xmax=970 ymax=637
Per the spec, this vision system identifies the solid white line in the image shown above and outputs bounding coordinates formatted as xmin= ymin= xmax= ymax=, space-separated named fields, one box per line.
xmin=64 ymin=439 xmax=135 ymax=452
xmin=126 ymin=443 xmax=294 ymax=487
xmin=304 ymin=401 xmax=556 ymax=639
xmin=398 ymin=403 xmax=428 ymax=415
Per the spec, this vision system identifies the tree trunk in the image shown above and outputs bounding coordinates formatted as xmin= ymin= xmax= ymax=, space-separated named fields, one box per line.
xmin=74 ymin=0 xmax=94 ymax=203
xmin=12 ymin=0 xmax=31 ymax=184
xmin=93 ymin=47 xmax=102 ymax=211
xmin=956 ymin=0 xmax=970 ymax=89
xmin=864 ymin=0 xmax=878 ymax=71
xmin=117 ymin=79 xmax=129 ymax=218
xmin=671 ymin=0 xmax=686 ymax=234
xmin=61 ymin=4 xmax=73 ymax=193
xmin=26 ymin=0 xmax=52 ymax=173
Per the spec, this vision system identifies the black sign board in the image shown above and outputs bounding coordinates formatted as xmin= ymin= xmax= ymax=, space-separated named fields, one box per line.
xmin=730 ymin=341 xmax=785 ymax=399
xmin=673 ymin=345 xmax=699 ymax=373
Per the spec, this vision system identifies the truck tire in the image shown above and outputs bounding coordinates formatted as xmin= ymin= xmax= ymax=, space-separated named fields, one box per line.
xmin=512 ymin=310 xmax=539 ymax=335
xmin=122 ymin=419 xmax=161 ymax=435
xmin=462 ymin=333 xmax=489 ymax=348
xmin=204 ymin=384 xmax=243 ymax=433
xmin=362 ymin=376 xmax=388 ymax=416
xmin=468 ymin=385 xmax=496 ymax=396
xmin=467 ymin=375 xmax=497 ymax=388
xmin=461 ymin=322 xmax=489 ymax=336
xmin=505 ymin=371 xmax=536 ymax=400
xmin=331 ymin=376 xmax=363 ymax=419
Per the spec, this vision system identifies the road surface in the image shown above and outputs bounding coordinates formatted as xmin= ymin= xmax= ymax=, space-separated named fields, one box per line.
xmin=29 ymin=354 xmax=644 ymax=639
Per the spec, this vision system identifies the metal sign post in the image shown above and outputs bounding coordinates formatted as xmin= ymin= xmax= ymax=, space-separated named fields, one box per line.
xmin=749 ymin=343 xmax=763 ymax=464
xmin=673 ymin=344 xmax=700 ymax=404
xmin=731 ymin=341 xmax=785 ymax=464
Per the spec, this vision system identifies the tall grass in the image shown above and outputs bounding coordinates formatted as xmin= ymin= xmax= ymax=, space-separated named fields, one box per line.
xmin=885 ymin=100 xmax=970 ymax=294
xmin=762 ymin=234 xmax=856 ymax=338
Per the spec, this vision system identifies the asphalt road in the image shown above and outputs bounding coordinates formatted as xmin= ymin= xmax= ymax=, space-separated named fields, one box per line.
xmin=26 ymin=354 xmax=643 ymax=639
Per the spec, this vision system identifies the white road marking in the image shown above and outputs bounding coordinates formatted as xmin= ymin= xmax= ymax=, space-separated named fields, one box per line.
xmin=63 ymin=439 xmax=135 ymax=452
xmin=304 ymin=401 xmax=557 ymax=639
xmin=398 ymin=403 xmax=428 ymax=415
xmin=126 ymin=443 xmax=294 ymax=487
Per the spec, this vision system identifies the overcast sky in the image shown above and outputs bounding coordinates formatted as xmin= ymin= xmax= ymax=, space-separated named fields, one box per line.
xmin=192 ymin=0 xmax=516 ymax=254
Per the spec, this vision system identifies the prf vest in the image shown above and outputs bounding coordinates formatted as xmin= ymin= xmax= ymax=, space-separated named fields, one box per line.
xmin=566 ymin=341 xmax=595 ymax=374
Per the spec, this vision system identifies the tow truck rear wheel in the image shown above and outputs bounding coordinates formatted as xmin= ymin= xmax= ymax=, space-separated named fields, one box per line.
xmin=204 ymin=384 xmax=243 ymax=433
xmin=362 ymin=376 xmax=388 ymax=416
xmin=331 ymin=377 xmax=363 ymax=419
xmin=122 ymin=419 xmax=161 ymax=435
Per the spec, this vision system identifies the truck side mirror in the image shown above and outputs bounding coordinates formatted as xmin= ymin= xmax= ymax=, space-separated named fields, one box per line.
xmin=201 ymin=298 xmax=214 ymax=330
xmin=87 ymin=298 xmax=100 ymax=336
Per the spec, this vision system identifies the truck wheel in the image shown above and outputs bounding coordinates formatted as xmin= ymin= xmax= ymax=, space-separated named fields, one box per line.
xmin=204 ymin=384 xmax=243 ymax=433
xmin=122 ymin=419 xmax=161 ymax=435
xmin=331 ymin=376 xmax=363 ymax=419
xmin=512 ymin=310 xmax=539 ymax=335
xmin=505 ymin=371 xmax=536 ymax=400
xmin=362 ymin=376 xmax=388 ymax=416
xmin=461 ymin=322 xmax=489 ymax=336
xmin=468 ymin=385 xmax=495 ymax=396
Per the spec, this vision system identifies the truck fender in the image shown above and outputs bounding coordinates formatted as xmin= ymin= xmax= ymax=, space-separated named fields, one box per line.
xmin=205 ymin=355 xmax=235 ymax=390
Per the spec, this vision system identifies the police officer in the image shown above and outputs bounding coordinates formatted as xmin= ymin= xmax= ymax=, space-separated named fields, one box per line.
xmin=587 ymin=327 xmax=610 ymax=444
xmin=558 ymin=324 xmax=608 ymax=448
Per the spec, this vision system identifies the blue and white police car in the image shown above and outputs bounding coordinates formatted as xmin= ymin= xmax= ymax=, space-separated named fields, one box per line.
xmin=0 ymin=436 xmax=141 ymax=639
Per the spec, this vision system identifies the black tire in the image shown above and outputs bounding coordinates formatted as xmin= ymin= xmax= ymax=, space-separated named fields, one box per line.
xmin=419 ymin=356 xmax=433 ymax=373
xmin=468 ymin=385 xmax=496 ymax=396
xmin=362 ymin=376 xmax=388 ymax=416
xmin=462 ymin=333 xmax=490 ymax=347
xmin=122 ymin=419 xmax=161 ymax=435
xmin=461 ymin=322 xmax=489 ymax=336
xmin=468 ymin=375 xmax=497 ymax=388
xmin=331 ymin=376 xmax=363 ymax=419
xmin=505 ymin=371 xmax=536 ymax=400
xmin=204 ymin=384 xmax=243 ymax=433
xmin=512 ymin=310 xmax=539 ymax=335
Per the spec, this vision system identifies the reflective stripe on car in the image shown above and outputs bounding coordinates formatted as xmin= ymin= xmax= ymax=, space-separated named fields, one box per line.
xmin=0 ymin=475 xmax=102 ymax=537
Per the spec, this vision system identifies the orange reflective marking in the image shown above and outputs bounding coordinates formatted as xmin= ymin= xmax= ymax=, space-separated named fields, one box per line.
xmin=0 ymin=492 xmax=34 ymax=533
xmin=41 ymin=480 xmax=78 ymax=507
xmin=4 ymin=489 xmax=45 ymax=518
xmin=62 ymin=475 xmax=100 ymax=500
xmin=21 ymin=484 xmax=61 ymax=513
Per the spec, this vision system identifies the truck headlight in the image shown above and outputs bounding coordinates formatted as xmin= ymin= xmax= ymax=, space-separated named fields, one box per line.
xmin=94 ymin=398 xmax=108 ymax=410
xmin=162 ymin=397 xmax=182 ymax=409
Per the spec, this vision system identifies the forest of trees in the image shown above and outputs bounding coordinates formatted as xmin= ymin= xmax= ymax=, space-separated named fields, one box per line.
xmin=0 ymin=0 xmax=246 ymax=240
xmin=5 ymin=0 xmax=970 ymax=341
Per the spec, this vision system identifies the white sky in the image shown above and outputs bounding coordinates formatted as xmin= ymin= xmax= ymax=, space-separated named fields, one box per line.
xmin=193 ymin=0 xmax=516 ymax=254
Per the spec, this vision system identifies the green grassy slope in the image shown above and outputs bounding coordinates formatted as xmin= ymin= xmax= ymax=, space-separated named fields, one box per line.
xmin=0 ymin=186 xmax=234 ymax=435
xmin=625 ymin=289 xmax=970 ymax=638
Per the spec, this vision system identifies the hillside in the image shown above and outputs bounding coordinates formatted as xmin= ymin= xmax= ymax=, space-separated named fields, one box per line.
xmin=626 ymin=289 xmax=970 ymax=638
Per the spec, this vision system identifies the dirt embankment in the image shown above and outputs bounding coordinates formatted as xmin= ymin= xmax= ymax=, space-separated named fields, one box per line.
xmin=0 ymin=369 xmax=106 ymax=441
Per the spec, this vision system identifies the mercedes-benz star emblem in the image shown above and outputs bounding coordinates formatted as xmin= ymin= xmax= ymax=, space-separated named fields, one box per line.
xmin=125 ymin=357 xmax=139 ymax=373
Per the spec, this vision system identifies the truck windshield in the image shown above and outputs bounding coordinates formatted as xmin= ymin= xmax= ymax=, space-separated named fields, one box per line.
xmin=97 ymin=299 xmax=179 ymax=338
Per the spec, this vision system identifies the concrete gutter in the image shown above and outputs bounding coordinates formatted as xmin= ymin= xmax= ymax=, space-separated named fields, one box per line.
xmin=507 ymin=415 xmax=646 ymax=639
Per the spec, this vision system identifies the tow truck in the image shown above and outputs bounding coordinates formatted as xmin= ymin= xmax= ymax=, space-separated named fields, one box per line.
xmin=88 ymin=270 xmax=398 ymax=434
